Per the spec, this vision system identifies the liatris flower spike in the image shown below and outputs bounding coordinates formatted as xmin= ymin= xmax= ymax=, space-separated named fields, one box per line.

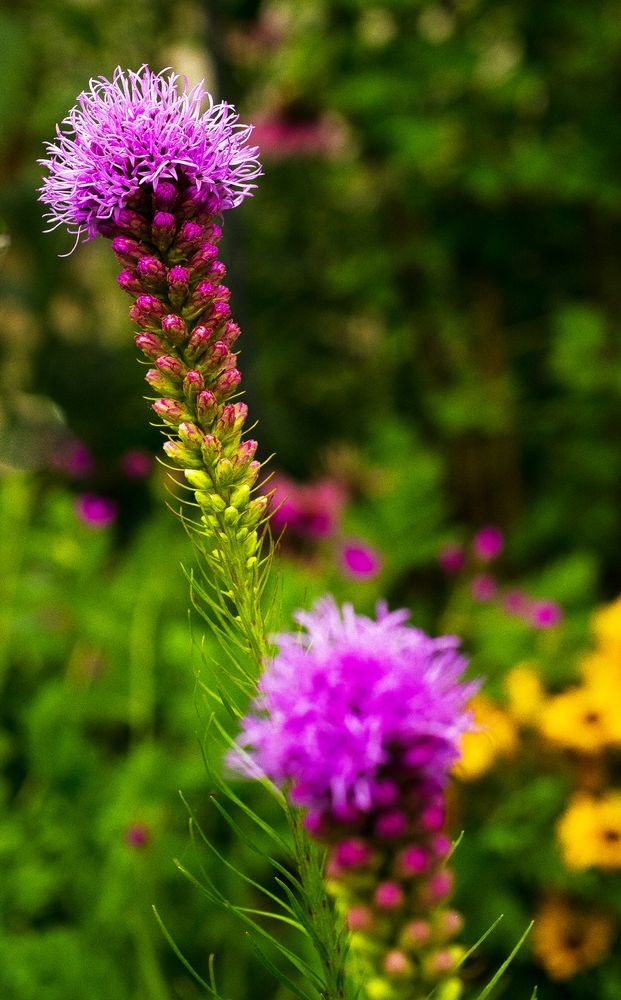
xmin=231 ymin=596 xmax=478 ymax=1000
xmin=39 ymin=67 xmax=267 ymax=664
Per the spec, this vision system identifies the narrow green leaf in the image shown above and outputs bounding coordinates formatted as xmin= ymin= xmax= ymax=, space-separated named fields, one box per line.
xmin=473 ymin=921 xmax=534 ymax=1000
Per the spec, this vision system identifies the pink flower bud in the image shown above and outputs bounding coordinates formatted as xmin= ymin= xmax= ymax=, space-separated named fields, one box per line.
xmin=398 ymin=846 xmax=428 ymax=876
xmin=152 ymin=211 xmax=176 ymax=250
xmin=207 ymin=261 xmax=227 ymax=285
xmin=130 ymin=294 xmax=167 ymax=329
xmin=373 ymin=780 xmax=399 ymax=808
xmin=438 ymin=543 xmax=465 ymax=574
xmin=75 ymin=493 xmax=118 ymax=527
xmin=125 ymin=822 xmax=150 ymax=848
xmin=196 ymin=390 xmax=218 ymax=426
xmin=167 ymin=265 xmax=190 ymax=307
xmin=178 ymin=421 xmax=203 ymax=449
xmin=176 ymin=221 xmax=204 ymax=254
xmin=341 ymin=540 xmax=382 ymax=581
xmin=436 ymin=909 xmax=464 ymax=939
xmin=186 ymin=324 xmax=213 ymax=361
xmin=432 ymin=835 xmax=452 ymax=858
xmin=153 ymin=180 xmax=177 ymax=210
xmin=221 ymin=320 xmax=241 ymax=347
xmin=530 ymin=600 xmax=563 ymax=629
xmin=470 ymin=573 xmax=497 ymax=602
xmin=234 ymin=439 xmax=258 ymax=468
xmin=161 ymin=313 xmax=187 ymax=345
xmin=201 ymin=434 xmax=222 ymax=465
xmin=155 ymin=355 xmax=184 ymax=381
xmin=213 ymin=368 xmax=241 ymax=398
xmin=135 ymin=332 xmax=165 ymax=360
xmin=375 ymin=881 xmax=404 ymax=910
xmin=151 ymin=398 xmax=189 ymax=425
xmin=347 ymin=906 xmax=374 ymax=932
xmin=183 ymin=369 xmax=204 ymax=403
xmin=375 ymin=810 xmax=407 ymax=839
xmin=383 ymin=950 xmax=411 ymax=977
xmin=402 ymin=919 xmax=431 ymax=948
xmin=209 ymin=300 xmax=232 ymax=326
xmin=205 ymin=222 xmax=223 ymax=242
xmin=189 ymin=243 xmax=219 ymax=276
xmin=473 ymin=525 xmax=503 ymax=562
xmin=420 ymin=803 xmax=445 ymax=832
xmin=116 ymin=270 xmax=141 ymax=295
xmin=427 ymin=949 xmax=456 ymax=975
xmin=136 ymin=255 xmax=167 ymax=288
xmin=423 ymin=869 xmax=453 ymax=905
xmin=117 ymin=208 xmax=151 ymax=240
xmin=334 ymin=839 xmax=372 ymax=869
xmin=111 ymin=236 xmax=144 ymax=265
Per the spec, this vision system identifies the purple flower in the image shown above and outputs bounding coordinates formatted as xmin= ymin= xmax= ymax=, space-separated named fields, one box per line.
xmin=121 ymin=448 xmax=152 ymax=478
xmin=75 ymin=493 xmax=118 ymax=527
xmin=230 ymin=596 xmax=475 ymax=816
xmin=39 ymin=65 xmax=262 ymax=243
xmin=503 ymin=588 xmax=531 ymax=617
xmin=125 ymin=822 xmax=150 ymax=848
xmin=340 ymin=540 xmax=382 ymax=580
xmin=473 ymin=525 xmax=503 ymax=562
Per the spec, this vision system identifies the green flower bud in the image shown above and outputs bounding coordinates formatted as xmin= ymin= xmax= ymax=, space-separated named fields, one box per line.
xmin=230 ymin=484 xmax=250 ymax=510
xmin=243 ymin=531 xmax=258 ymax=557
xmin=208 ymin=493 xmax=227 ymax=512
xmin=185 ymin=470 xmax=212 ymax=489
xmin=163 ymin=440 xmax=204 ymax=469
xmin=224 ymin=505 xmax=240 ymax=526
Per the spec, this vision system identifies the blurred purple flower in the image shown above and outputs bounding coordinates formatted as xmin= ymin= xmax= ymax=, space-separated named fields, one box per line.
xmin=473 ymin=525 xmax=503 ymax=562
xmin=340 ymin=540 xmax=382 ymax=580
xmin=125 ymin=822 xmax=149 ymax=848
xmin=53 ymin=440 xmax=95 ymax=478
xmin=39 ymin=65 xmax=261 ymax=242
xmin=438 ymin=543 xmax=465 ymax=574
xmin=530 ymin=600 xmax=563 ymax=629
xmin=503 ymin=588 xmax=531 ymax=617
xmin=121 ymin=448 xmax=153 ymax=478
xmin=250 ymin=114 xmax=347 ymax=161
xmin=268 ymin=473 xmax=346 ymax=539
xmin=75 ymin=493 xmax=118 ymax=527
xmin=230 ymin=596 xmax=475 ymax=816
xmin=470 ymin=574 xmax=497 ymax=602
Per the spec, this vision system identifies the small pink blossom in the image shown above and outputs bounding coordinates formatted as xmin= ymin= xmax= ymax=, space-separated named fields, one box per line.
xmin=530 ymin=600 xmax=563 ymax=629
xmin=75 ymin=493 xmax=118 ymax=527
xmin=125 ymin=822 xmax=149 ymax=847
xmin=54 ymin=440 xmax=95 ymax=478
xmin=121 ymin=448 xmax=153 ymax=478
xmin=473 ymin=525 xmax=503 ymax=562
xmin=340 ymin=540 xmax=382 ymax=580
xmin=470 ymin=573 xmax=497 ymax=602
xmin=503 ymin=588 xmax=531 ymax=617
xmin=438 ymin=543 xmax=465 ymax=574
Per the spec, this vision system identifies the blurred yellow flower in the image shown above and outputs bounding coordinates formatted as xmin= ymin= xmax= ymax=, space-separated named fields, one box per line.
xmin=591 ymin=595 xmax=621 ymax=653
xmin=532 ymin=896 xmax=614 ymax=980
xmin=557 ymin=793 xmax=621 ymax=870
xmin=504 ymin=664 xmax=544 ymax=725
xmin=539 ymin=686 xmax=621 ymax=754
xmin=454 ymin=695 xmax=517 ymax=781
xmin=580 ymin=650 xmax=621 ymax=698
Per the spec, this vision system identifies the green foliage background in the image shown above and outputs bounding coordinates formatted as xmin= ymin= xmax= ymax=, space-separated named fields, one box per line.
xmin=2 ymin=1 xmax=621 ymax=997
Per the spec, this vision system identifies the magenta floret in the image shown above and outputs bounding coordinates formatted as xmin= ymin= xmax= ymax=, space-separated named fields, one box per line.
xmin=231 ymin=596 xmax=476 ymax=815
xmin=39 ymin=65 xmax=262 ymax=242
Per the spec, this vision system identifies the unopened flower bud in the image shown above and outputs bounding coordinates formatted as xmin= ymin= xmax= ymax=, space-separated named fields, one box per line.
xmin=401 ymin=919 xmax=432 ymax=949
xmin=383 ymin=950 xmax=412 ymax=978
xmin=111 ymin=236 xmax=144 ymax=265
xmin=201 ymin=341 xmax=231 ymax=374
xmin=189 ymin=242 xmax=219 ymax=276
xmin=155 ymin=354 xmax=184 ymax=381
xmin=230 ymin=484 xmax=250 ymax=510
xmin=420 ymin=803 xmax=445 ymax=832
xmin=161 ymin=313 xmax=187 ymax=346
xmin=397 ymin=846 xmax=428 ymax=876
xmin=224 ymin=505 xmax=240 ymax=526
xmin=135 ymin=332 xmax=166 ymax=360
xmin=244 ymin=495 xmax=268 ymax=525
xmin=117 ymin=208 xmax=151 ymax=240
xmin=152 ymin=211 xmax=176 ymax=250
xmin=130 ymin=294 xmax=167 ymax=329
xmin=167 ymin=266 xmax=190 ymax=308
xmin=136 ymin=255 xmax=167 ymax=288
xmin=186 ymin=324 xmax=213 ymax=361
xmin=153 ymin=180 xmax=177 ymax=210
xmin=436 ymin=909 xmax=464 ymax=940
xmin=234 ymin=439 xmax=258 ymax=467
xmin=435 ymin=977 xmax=463 ymax=1000
xmin=213 ymin=368 xmax=241 ymax=399
xmin=425 ymin=949 xmax=457 ymax=977
xmin=183 ymin=369 xmax=204 ymax=405
xmin=201 ymin=434 xmax=221 ymax=465
xmin=214 ymin=457 xmax=236 ymax=487
xmin=185 ymin=470 xmax=212 ymax=489
xmin=206 ymin=261 xmax=227 ymax=285
xmin=145 ymin=368 xmax=179 ymax=394
xmin=175 ymin=221 xmax=204 ymax=255
xmin=178 ymin=421 xmax=203 ymax=449
xmin=243 ymin=531 xmax=259 ymax=556
xmin=209 ymin=299 xmax=232 ymax=327
xmin=163 ymin=440 xmax=203 ymax=469
xmin=422 ymin=869 xmax=454 ymax=905
xmin=183 ymin=279 xmax=217 ymax=320
xmin=335 ymin=839 xmax=372 ymax=869
xmin=375 ymin=881 xmax=404 ymax=910
xmin=151 ymin=398 xmax=190 ymax=426
xmin=196 ymin=390 xmax=218 ymax=427
xmin=245 ymin=460 xmax=261 ymax=488
xmin=346 ymin=906 xmax=374 ymax=933
xmin=204 ymin=222 xmax=223 ymax=242
xmin=116 ymin=270 xmax=141 ymax=295
xmin=220 ymin=321 xmax=241 ymax=347
xmin=375 ymin=810 xmax=408 ymax=839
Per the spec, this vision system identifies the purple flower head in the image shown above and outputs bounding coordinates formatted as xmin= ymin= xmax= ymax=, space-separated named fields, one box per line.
xmin=473 ymin=525 xmax=503 ymax=562
xmin=75 ymin=493 xmax=118 ymax=527
xmin=530 ymin=599 xmax=563 ymax=629
xmin=39 ymin=65 xmax=262 ymax=243
xmin=231 ymin=597 xmax=476 ymax=817
xmin=340 ymin=540 xmax=382 ymax=580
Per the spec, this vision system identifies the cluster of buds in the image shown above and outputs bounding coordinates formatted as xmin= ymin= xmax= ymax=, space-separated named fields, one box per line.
xmin=310 ymin=747 xmax=465 ymax=1000
xmin=107 ymin=182 xmax=267 ymax=564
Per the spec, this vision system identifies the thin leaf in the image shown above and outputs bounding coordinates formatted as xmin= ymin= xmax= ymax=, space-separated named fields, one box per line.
xmin=473 ymin=922 xmax=534 ymax=1000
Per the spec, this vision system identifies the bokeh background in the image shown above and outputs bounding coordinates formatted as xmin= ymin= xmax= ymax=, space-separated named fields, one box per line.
xmin=4 ymin=1 xmax=621 ymax=997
